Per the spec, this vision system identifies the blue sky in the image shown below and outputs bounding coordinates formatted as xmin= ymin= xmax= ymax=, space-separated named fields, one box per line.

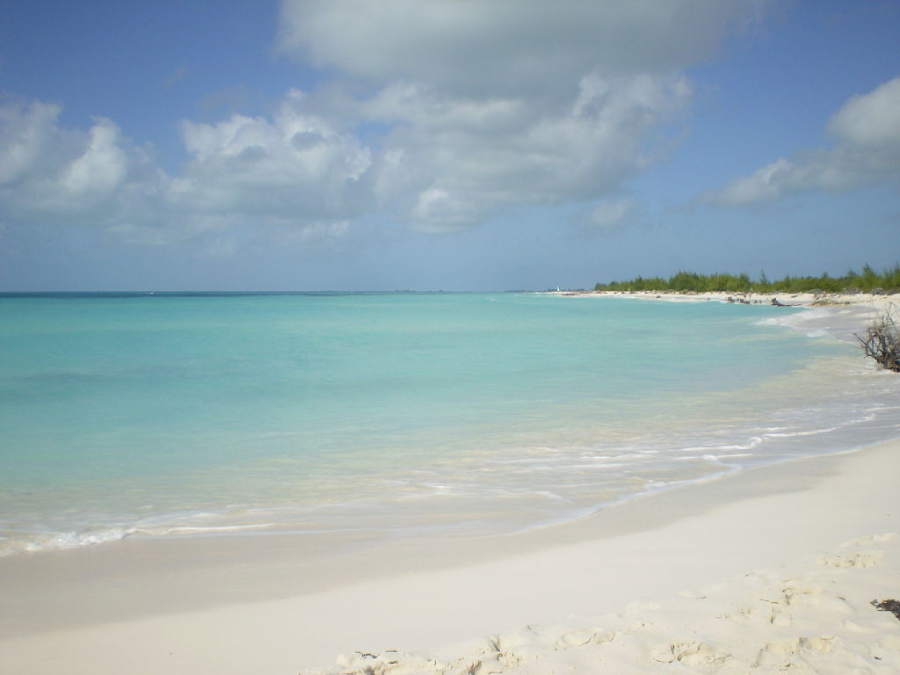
xmin=1 ymin=0 xmax=898 ymax=291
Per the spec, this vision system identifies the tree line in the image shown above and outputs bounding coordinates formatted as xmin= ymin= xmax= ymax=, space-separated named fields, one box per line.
xmin=593 ymin=264 xmax=900 ymax=294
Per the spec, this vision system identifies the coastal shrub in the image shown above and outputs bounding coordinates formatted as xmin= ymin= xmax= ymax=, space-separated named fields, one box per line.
xmin=594 ymin=264 xmax=900 ymax=294
xmin=856 ymin=307 xmax=900 ymax=372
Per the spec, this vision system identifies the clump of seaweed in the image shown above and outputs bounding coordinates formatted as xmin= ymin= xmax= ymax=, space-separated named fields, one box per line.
xmin=872 ymin=599 xmax=900 ymax=620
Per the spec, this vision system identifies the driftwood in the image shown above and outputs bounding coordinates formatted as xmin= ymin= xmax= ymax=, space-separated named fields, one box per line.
xmin=856 ymin=306 xmax=900 ymax=372
xmin=770 ymin=298 xmax=800 ymax=307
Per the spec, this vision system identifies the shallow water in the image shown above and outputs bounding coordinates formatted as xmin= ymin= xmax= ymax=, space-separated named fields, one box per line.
xmin=1 ymin=292 xmax=898 ymax=555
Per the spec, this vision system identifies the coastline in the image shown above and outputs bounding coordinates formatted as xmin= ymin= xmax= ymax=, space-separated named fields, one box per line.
xmin=552 ymin=288 xmax=897 ymax=309
xmin=550 ymin=289 xmax=898 ymax=319
xmin=1 ymin=296 xmax=899 ymax=674
xmin=2 ymin=438 xmax=898 ymax=674
xmin=549 ymin=288 xmax=898 ymax=304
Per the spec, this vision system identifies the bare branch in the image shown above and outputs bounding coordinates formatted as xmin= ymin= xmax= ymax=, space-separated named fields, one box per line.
xmin=855 ymin=303 xmax=900 ymax=372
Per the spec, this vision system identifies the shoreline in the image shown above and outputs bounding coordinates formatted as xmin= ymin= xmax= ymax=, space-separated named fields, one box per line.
xmin=550 ymin=289 xmax=899 ymax=332
xmin=554 ymin=288 xmax=900 ymax=350
xmin=1 ymin=437 xmax=897 ymax=673
xmin=548 ymin=288 xmax=899 ymax=306
xmin=1 ymin=295 xmax=899 ymax=673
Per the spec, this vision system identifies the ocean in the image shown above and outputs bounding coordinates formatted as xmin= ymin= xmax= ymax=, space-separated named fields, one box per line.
xmin=1 ymin=292 xmax=899 ymax=556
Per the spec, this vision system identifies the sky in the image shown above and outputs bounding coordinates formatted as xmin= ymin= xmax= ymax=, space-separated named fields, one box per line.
xmin=0 ymin=0 xmax=898 ymax=291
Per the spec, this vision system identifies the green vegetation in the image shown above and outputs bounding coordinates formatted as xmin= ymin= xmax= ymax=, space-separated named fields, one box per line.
xmin=594 ymin=264 xmax=900 ymax=294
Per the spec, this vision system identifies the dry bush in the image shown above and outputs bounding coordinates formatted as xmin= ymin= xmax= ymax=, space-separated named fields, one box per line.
xmin=856 ymin=305 xmax=900 ymax=372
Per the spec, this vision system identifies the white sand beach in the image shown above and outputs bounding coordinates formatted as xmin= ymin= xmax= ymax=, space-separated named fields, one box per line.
xmin=1 ymin=298 xmax=898 ymax=675
xmin=556 ymin=289 xmax=899 ymax=311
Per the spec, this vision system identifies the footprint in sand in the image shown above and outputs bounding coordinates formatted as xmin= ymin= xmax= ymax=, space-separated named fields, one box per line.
xmin=817 ymin=550 xmax=885 ymax=568
xmin=724 ymin=603 xmax=792 ymax=627
xmin=554 ymin=628 xmax=616 ymax=650
xmin=331 ymin=650 xmax=445 ymax=675
xmin=651 ymin=640 xmax=730 ymax=667
xmin=816 ymin=532 xmax=895 ymax=568
xmin=845 ymin=533 xmax=895 ymax=547
xmin=755 ymin=636 xmax=834 ymax=669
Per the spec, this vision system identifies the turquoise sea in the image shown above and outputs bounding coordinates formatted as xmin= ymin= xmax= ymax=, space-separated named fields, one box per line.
xmin=1 ymin=292 xmax=899 ymax=556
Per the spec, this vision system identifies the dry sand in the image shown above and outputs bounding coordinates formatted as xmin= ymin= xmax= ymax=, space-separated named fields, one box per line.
xmin=555 ymin=289 xmax=899 ymax=312
xmin=1 ymin=298 xmax=898 ymax=674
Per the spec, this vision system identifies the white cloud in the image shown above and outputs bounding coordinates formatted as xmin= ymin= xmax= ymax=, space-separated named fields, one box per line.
xmin=705 ymin=77 xmax=900 ymax=206
xmin=367 ymin=73 xmax=691 ymax=230
xmin=61 ymin=118 xmax=130 ymax=197
xmin=273 ymin=0 xmax=765 ymax=230
xmin=278 ymin=0 xmax=765 ymax=97
xmin=1 ymin=1 xmax=772 ymax=243
xmin=0 ymin=98 xmax=65 ymax=186
xmin=274 ymin=0 xmax=761 ymax=230
xmin=0 ymin=96 xmax=168 ymax=227
xmin=827 ymin=77 xmax=900 ymax=147
xmin=172 ymin=90 xmax=373 ymax=221
xmin=0 ymin=92 xmax=371 ymax=245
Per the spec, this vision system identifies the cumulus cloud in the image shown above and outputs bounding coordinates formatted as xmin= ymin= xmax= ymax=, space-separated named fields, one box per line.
xmin=277 ymin=0 xmax=764 ymax=97
xmin=1 ymin=1 xmax=772 ymax=244
xmin=0 ymin=92 xmax=369 ymax=245
xmin=0 ymin=98 xmax=63 ymax=186
xmin=172 ymin=89 xmax=373 ymax=221
xmin=0 ymin=95 xmax=168 ymax=228
xmin=705 ymin=77 xmax=900 ymax=206
xmin=276 ymin=0 xmax=763 ymax=230
xmin=368 ymin=74 xmax=690 ymax=230
xmin=828 ymin=77 xmax=900 ymax=147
